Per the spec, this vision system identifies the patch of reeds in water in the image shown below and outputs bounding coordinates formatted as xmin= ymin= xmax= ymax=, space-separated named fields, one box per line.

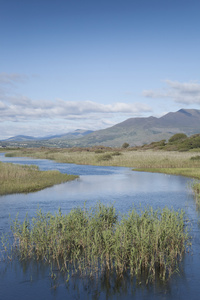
xmin=7 ymin=203 xmax=190 ymax=283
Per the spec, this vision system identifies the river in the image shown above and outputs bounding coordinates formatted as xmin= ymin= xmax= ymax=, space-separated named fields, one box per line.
xmin=0 ymin=153 xmax=199 ymax=300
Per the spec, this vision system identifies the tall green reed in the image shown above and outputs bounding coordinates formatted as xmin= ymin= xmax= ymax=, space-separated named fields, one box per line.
xmin=8 ymin=203 xmax=190 ymax=283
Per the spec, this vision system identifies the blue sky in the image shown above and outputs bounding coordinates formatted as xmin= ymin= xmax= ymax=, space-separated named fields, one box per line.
xmin=1 ymin=0 xmax=200 ymax=139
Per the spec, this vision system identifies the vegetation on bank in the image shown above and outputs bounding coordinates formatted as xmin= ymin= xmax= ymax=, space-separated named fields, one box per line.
xmin=142 ymin=133 xmax=200 ymax=151
xmin=4 ymin=146 xmax=200 ymax=169
xmin=5 ymin=203 xmax=189 ymax=283
xmin=0 ymin=162 xmax=78 ymax=195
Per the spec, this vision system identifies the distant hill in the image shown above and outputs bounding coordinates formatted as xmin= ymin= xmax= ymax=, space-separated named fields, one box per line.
xmin=69 ymin=109 xmax=200 ymax=147
xmin=4 ymin=135 xmax=37 ymax=142
xmin=49 ymin=129 xmax=94 ymax=141
xmin=1 ymin=109 xmax=200 ymax=148
xmin=2 ymin=129 xmax=94 ymax=143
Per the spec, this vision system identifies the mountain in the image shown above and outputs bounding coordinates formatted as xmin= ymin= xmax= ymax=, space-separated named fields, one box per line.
xmin=4 ymin=135 xmax=37 ymax=142
xmin=49 ymin=129 xmax=94 ymax=140
xmin=2 ymin=130 xmax=94 ymax=142
xmin=1 ymin=109 xmax=200 ymax=147
xmin=69 ymin=109 xmax=200 ymax=147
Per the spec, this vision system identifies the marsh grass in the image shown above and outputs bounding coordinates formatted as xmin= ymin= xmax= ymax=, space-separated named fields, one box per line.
xmin=5 ymin=148 xmax=200 ymax=169
xmin=8 ymin=203 xmax=190 ymax=283
xmin=0 ymin=162 xmax=78 ymax=195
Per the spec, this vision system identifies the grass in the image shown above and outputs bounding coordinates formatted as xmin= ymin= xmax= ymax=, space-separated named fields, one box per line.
xmin=4 ymin=148 xmax=200 ymax=168
xmin=4 ymin=148 xmax=200 ymax=178
xmin=6 ymin=203 xmax=190 ymax=283
xmin=0 ymin=161 xmax=78 ymax=195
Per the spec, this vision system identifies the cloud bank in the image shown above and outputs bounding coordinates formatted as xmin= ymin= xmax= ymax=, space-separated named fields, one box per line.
xmin=143 ymin=80 xmax=200 ymax=105
xmin=0 ymin=73 xmax=151 ymax=139
xmin=0 ymin=73 xmax=151 ymax=123
xmin=0 ymin=96 xmax=151 ymax=122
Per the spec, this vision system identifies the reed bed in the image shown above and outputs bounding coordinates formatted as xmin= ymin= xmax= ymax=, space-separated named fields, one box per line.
xmin=5 ymin=148 xmax=200 ymax=169
xmin=8 ymin=204 xmax=190 ymax=283
xmin=0 ymin=162 xmax=78 ymax=195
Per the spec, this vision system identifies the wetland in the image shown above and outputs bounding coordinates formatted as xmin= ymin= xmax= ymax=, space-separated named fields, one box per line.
xmin=0 ymin=151 xmax=200 ymax=299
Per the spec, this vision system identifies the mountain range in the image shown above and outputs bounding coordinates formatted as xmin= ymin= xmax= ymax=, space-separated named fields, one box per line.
xmin=1 ymin=109 xmax=200 ymax=147
xmin=2 ymin=129 xmax=94 ymax=142
xmin=78 ymin=108 xmax=200 ymax=147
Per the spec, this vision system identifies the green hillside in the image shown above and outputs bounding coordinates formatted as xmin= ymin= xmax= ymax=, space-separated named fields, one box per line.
xmin=141 ymin=133 xmax=200 ymax=152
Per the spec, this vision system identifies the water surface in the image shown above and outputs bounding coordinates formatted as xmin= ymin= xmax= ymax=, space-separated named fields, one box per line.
xmin=0 ymin=153 xmax=199 ymax=300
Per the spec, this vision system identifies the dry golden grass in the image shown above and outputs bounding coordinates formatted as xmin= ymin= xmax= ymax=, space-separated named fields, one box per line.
xmin=6 ymin=148 xmax=200 ymax=168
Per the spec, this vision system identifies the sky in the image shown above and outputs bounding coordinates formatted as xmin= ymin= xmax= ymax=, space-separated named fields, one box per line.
xmin=1 ymin=0 xmax=200 ymax=139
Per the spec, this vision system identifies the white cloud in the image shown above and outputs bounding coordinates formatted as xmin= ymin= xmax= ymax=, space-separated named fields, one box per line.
xmin=0 ymin=72 xmax=153 ymax=138
xmin=0 ymin=98 xmax=151 ymax=122
xmin=142 ymin=80 xmax=200 ymax=105
xmin=0 ymin=76 xmax=152 ymax=122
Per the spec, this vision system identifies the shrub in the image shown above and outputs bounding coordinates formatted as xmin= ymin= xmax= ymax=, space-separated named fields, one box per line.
xmin=168 ymin=133 xmax=187 ymax=143
xmin=122 ymin=142 xmax=130 ymax=149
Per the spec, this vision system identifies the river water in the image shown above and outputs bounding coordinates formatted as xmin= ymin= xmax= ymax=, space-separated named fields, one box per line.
xmin=0 ymin=153 xmax=200 ymax=300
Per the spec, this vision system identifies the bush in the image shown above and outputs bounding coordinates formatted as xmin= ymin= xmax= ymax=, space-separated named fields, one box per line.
xmin=122 ymin=142 xmax=129 ymax=149
xmin=168 ymin=133 xmax=187 ymax=143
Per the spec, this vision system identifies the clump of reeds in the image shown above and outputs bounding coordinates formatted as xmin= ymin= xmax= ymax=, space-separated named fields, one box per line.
xmin=8 ymin=203 xmax=190 ymax=283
